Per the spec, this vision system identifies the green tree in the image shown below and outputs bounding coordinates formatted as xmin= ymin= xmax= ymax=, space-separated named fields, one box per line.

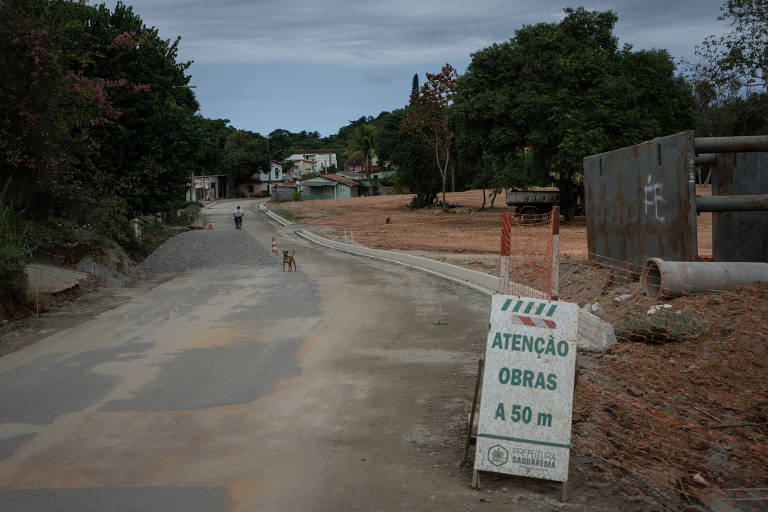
xmin=452 ymin=8 xmax=696 ymax=218
xmin=268 ymin=129 xmax=293 ymax=157
xmin=77 ymin=1 xmax=200 ymax=215
xmin=0 ymin=0 xmax=106 ymax=218
xmin=377 ymin=109 xmax=440 ymax=208
xmin=192 ymin=117 xmax=233 ymax=176
xmin=346 ymin=124 xmax=376 ymax=195
xmin=401 ymin=64 xmax=459 ymax=212
xmin=689 ymin=1 xmax=768 ymax=142
xmin=696 ymin=0 xmax=767 ymax=90
xmin=224 ymin=130 xmax=269 ymax=182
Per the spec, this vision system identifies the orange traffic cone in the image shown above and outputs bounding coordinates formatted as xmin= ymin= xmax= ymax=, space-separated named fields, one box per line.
xmin=208 ymin=218 xmax=213 ymax=229
xmin=272 ymin=236 xmax=278 ymax=255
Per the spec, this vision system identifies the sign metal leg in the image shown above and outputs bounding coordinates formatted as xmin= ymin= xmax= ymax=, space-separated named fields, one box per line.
xmin=463 ymin=358 xmax=484 ymax=465
xmin=472 ymin=470 xmax=481 ymax=490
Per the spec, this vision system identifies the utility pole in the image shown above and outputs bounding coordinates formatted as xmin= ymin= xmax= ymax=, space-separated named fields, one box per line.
xmin=266 ymin=139 xmax=285 ymax=199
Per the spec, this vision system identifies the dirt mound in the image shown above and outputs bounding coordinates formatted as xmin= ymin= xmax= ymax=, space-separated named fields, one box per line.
xmin=573 ymin=283 xmax=768 ymax=509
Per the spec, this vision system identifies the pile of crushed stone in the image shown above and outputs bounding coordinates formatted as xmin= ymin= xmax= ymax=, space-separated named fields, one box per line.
xmin=136 ymin=229 xmax=278 ymax=274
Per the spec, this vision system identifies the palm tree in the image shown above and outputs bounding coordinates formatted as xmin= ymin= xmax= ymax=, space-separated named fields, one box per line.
xmin=346 ymin=124 xmax=376 ymax=196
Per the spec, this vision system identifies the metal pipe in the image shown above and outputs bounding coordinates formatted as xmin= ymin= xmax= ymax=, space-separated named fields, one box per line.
xmin=693 ymin=153 xmax=717 ymax=166
xmin=696 ymin=194 xmax=768 ymax=212
xmin=694 ymin=135 xmax=768 ymax=154
xmin=641 ymin=258 xmax=768 ymax=298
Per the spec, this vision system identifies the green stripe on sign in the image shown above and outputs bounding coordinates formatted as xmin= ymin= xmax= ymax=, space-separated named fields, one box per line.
xmin=512 ymin=300 xmax=523 ymax=313
xmin=535 ymin=303 xmax=546 ymax=316
xmin=524 ymin=302 xmax=534 ymax=314
xmin=546 ymin=304 xmax=557 ymax=317
xmin=501 ymin=299 xmax=513 ymax=311
xmin=478 ymin=433 xmax=570 ymax=449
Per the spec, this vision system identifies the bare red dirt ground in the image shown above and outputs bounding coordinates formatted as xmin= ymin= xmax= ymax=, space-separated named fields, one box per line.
xmin=276 ymin=189 xmax=766 ymax=511
xmin=275 ymin=190 xmax=592 ymax=256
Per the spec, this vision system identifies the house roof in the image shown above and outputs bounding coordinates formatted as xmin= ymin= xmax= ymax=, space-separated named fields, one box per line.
xmin=321 ymin=174 xmax=361 ymax=186
xmin=301 ymin=174 xmax=361 ymax=187
xmin=338 ymin=171 xmax=364 ymax=180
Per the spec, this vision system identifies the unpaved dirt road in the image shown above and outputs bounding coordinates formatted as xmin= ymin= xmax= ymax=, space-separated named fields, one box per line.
xmin=0 ymin=200 xmax=635 ymax=511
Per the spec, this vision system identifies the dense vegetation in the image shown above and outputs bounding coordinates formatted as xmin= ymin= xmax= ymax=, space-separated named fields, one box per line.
xmin=1 ymin=0 xmax=765 ymax=300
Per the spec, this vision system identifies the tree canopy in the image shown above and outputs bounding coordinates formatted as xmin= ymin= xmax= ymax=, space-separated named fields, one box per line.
xmin=451 ymin=8 xmax=696 ymax=216
xmin=401 ymin=64 xmax=458 ymax=211
xmin=691 ymin=0 xmax=768 ymax=139
xmin=377 ymin=109 xmax=440 ymax=208
xmin=346 ymin=124 xmax=376 ymax=195
xmin=696 ymin=0 xmax=768 ymax=90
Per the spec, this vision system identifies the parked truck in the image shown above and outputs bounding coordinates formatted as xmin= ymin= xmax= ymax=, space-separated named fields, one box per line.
xmin=505 ymin=189 xmax=560 ymax=216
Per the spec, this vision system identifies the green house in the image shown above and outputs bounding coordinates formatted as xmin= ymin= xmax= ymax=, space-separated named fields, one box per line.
xmin=298 ymin=174 xmax=361 ymax=200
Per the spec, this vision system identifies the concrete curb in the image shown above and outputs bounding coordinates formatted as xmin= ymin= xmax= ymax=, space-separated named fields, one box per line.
xmin=259 ymin=201 xmax=293 ymax=227
xmin=296 ymin=228 xmax=496 ymax=296
xmin=260 ymin=202 xmax=616 ymax=352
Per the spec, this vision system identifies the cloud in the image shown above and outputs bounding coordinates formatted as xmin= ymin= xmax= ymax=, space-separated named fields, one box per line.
xmin=111 ymin=0 xmax=725 ymax=68
xmin=102 ymin=0 xmax=728 ymax=136
xmin=363 ymin=70 xmax=394 ymax=83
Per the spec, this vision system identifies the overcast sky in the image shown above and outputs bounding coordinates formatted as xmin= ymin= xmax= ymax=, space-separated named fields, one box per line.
xmin=101 ymin=0 xmax=726 ymax=137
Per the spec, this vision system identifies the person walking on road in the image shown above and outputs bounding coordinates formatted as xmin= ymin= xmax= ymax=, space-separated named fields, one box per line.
xmin=233 ymin=205 xmax=244 ymax=230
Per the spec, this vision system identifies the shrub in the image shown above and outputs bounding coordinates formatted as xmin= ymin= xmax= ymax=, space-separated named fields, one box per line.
xmin=0 ymin=180 xmax=31 ymax=297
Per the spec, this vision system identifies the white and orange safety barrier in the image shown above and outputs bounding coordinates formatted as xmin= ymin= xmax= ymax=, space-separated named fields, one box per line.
xmin=272 ymin=236 xmax=278 ymax=255
xmin=499 ymin=213 xmax=512 ymax=294
xmin=208 ymin=218 xmax=213 ymax=229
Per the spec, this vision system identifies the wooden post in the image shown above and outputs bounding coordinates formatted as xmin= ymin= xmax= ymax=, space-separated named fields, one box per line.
xmin=464 ymin=358 xmax=485 ymax=464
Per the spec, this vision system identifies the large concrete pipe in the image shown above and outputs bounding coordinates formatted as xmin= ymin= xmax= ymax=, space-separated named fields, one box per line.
xmin=641 ymin=258 xmax=768 ymax=298
xmin=696 ymin=194 xmax=768 ymax=212
xmin=694 ymin=135 xmax=768 ymax=153
xmin=693 ymin=153 xmax=717 ymax=166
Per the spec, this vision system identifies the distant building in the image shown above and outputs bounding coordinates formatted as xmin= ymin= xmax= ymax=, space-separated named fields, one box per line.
xmin=187 ymin=174 xmax=231 ymax=202
xmin=296 ymin=173 xmax=361 ymax=200
xmin=345 ymin=156 xmax=379 ymax=173
xmin=235 ymin=161 xmax=284 ymax=197
xmin=286 ymin=152 xmax=337 ymax=174
xmin=287 ymin=159 xmax=317 ymax=180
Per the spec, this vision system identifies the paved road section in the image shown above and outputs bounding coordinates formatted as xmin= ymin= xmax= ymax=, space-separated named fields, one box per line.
xmin=0 ymin=486 xmax=230 ymax=512
xmin=0 ymin=199 xmax=502 ymax=511
xmin=0 ymin=199 xmax=629 ymax=511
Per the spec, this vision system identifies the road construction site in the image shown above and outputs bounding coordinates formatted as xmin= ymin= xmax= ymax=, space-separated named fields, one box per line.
xmin=274 ymin=189 xmax=767 ymax=511
xmin=0 ymin=193 xmax=765 ymax=511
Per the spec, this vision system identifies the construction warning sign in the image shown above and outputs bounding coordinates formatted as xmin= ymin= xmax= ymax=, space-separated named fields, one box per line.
xmin=474 ymin=295 xmax=579 ymax=483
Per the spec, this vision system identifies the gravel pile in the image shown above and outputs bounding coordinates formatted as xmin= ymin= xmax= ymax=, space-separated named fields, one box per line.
xmin=136 ymin=229 xmax=278 ymax=274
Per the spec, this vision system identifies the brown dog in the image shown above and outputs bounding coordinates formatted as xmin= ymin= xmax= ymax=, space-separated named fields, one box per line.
xmin=282 ymin=250 xmax=296 ymax=272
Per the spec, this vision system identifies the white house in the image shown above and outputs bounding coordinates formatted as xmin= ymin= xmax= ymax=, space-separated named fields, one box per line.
xmin=287 ymin=159 xmax=318 ymax=180
xmin=257 ymin=161 xmax=283 ymax=182
xmin=286 ymin=152 xmax=337 ymax=173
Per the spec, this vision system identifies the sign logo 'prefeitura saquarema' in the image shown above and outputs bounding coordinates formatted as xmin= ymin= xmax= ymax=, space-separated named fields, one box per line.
xmin=474 ymin=295 xmax=579 ymax=483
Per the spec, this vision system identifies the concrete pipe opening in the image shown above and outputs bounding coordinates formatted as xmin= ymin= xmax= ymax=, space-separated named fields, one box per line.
xmin=642 ymin=259 xmax=663 ymax=298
